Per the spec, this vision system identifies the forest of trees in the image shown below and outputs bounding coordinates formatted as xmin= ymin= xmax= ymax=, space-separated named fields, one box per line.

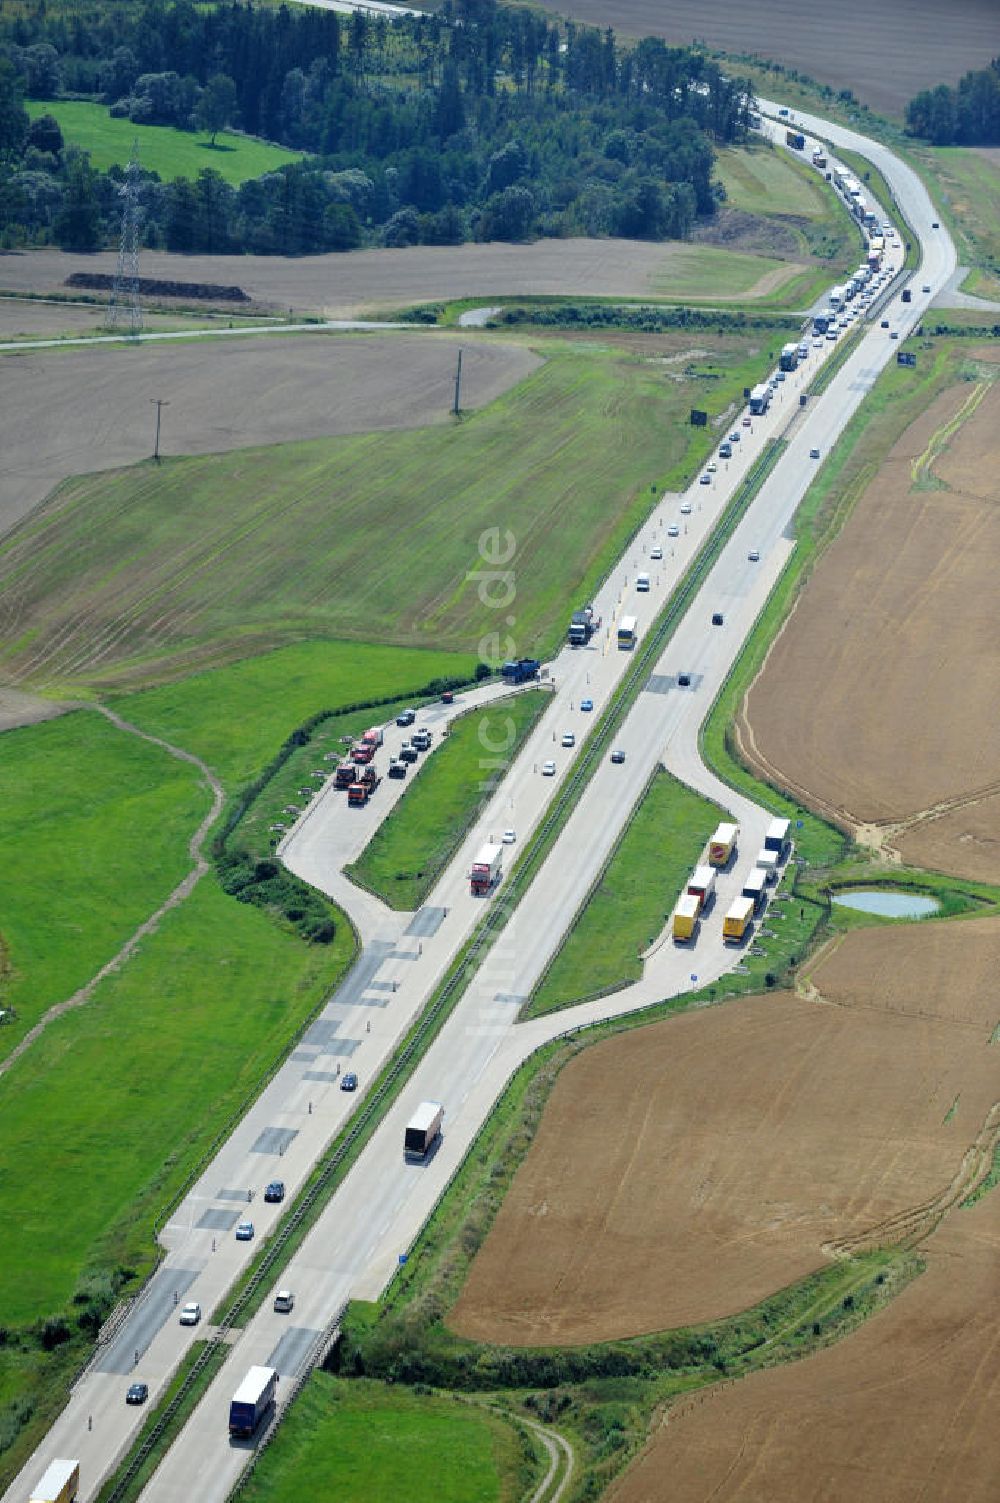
xmin=906 ymin=58 xmax=1000 ymax=145
xmin=0 ymin=0 xmax=755 ymax=254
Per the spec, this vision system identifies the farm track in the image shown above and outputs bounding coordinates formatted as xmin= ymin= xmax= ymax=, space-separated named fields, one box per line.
xmin=0 ymin=706 xmax=222 ymax=1079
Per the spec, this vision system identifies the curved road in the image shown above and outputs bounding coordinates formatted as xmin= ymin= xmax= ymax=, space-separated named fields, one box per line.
xmin=7 ymin=104 xmax=954 ymax=1503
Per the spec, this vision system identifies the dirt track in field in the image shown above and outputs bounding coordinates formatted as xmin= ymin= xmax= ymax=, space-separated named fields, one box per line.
xmin=0 ymin=332 xmax=539 ymax=538
xmin=0 ymin=240 xmax=798 ymax=318
xmin=738 ymin=376 xmax=1000 ymax=882
xmin=541 ymin=0 xmax=1000 ymax=116
xmin=449 ymin=919 xmax=1000 ymax=1347
xmin=609 ymin=1188 xmax=1000 ymax=1503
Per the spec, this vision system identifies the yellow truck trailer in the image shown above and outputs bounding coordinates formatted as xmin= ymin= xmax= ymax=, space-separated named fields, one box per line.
xmin=672 ymin=892 xmax=701 ymax=942
xmin=708 ymin=822 xmax=739 ymax=867
xmin=723 ymin=895 xmax=755 ymax=944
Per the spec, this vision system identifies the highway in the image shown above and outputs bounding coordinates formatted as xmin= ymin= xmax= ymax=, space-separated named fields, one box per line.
xmin=7 ymin=101 xmax=954 ymax=1503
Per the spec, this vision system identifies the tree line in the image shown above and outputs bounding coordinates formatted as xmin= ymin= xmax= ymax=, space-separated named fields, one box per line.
xmin=906 ymin=57 xmax=1000 ymax=145
xmin=0 ymin=0 xmax=755 ymax=254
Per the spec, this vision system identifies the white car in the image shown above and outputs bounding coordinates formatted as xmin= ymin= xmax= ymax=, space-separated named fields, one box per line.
xmin=667 ymin=523 xmax=680 ymax=537
xmin=273 ymin=1290 xmax=295 ymax=1313
xmin=707 ymin=460 xmax=717 ymax=472
xmin=502 ymin=829 xmax=516 ymax=844
xmin=748 ymin=549 xmax=760 ymax=562
xmin=650 ymin=545 xmax=663 ymax=560
xmin=542 ymin=760 xmax=556 ymax=776
xmin=179 ymin=1302 xmax=201 ymax=1326
xmin=680 ymin=501 xmax=692 ymax=515
xmin=561 ymin=732 xmax=575 ymax=747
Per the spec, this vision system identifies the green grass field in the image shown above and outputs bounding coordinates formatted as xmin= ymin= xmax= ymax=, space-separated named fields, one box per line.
xmin=0 ymin=335 xmax=784 ymax=693
xmin=526 ymin=769 xmax=723 ymax=1017
xmin=241 ymin=1375 xmax=528 ymax=1503
xmin=0 ymin=876 xmax=352 ymax=1328
xmin=715 ymin=143 xmax=831 ymax=219
xmin=644 ymin=243 xmax=795 ymax=297
xmin=347 ymin=689 xmax=552 ymax=910
xmin=924 ymin=147 xmax=1000 ymax=296
xmin=25 ymin=99 xmax=302 ymax=186
xmin=0 ymin=710 xmax=208 ymax=1054
xmin=116 ymin=640 xmax=477 ymax=789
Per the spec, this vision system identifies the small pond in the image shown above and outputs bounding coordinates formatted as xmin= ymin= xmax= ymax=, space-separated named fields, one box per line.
xmin=832 ymin=889 xmax=940 ymax=919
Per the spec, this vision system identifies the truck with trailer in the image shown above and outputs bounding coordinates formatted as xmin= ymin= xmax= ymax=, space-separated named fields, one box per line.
xmin=764 ymin=817 xmax=791 ymax=861
xmin=672 ymin=892 xmax=701 ymax=943
xmin=229 ymin=1366 xmax=278 ymax=1439
xmin=723 ymin=895 xmax=755 ymax=944
xmin=617 ymin=615 xmax=638 ymax=650
xmin=708 ymin=822 xmax=739 ymax=867
xmin=687 ymin=865 xmax=717 ymax=912
xmin=470 ymin=842 xmax=503 ymax=895
xmin=348 ymin=767 xmax=380 ymax=806
xmin=785 ymin=129 xmax=805 ymax=149
xmin=361 ymin=725 xmax=384 ymax=751
xmin=741 ymin=868 xmax=769 ymax=915
xmin=351 ymin=741 xmax=376 ymax=765
xmin=779 ymin=342 xmax=799 ymax=372
xmin=335 ymin=760 xmax=357 ymax=789
xmin=30 ymin=1460 xmax=80 ymax=1503
xmin=749 ymin=382 xmax=772 ymax=416
xmin=811 ymin=148 xmax=827 ymax=168
xmin=568 ymin=605 xmax=601 ymax=646
xmin=829 ymin=284 xmax=847 ymax=310
xmin=405 ymin=1100 xmax=444 ymax=1159
xmin=832 ymin=167 xmax=847 ymax=192
xmin=813 ymin=306 xmax=835 ymax=335
xmin=501 ymin=658 xmax=540 ymax=685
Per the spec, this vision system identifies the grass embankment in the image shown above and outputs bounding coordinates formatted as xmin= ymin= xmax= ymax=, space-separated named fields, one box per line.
xmin=527 ymin=770 xmax=724 ymax=1016
xmin=236 ymin=1375 xmax=538 ymax=1503
xmin=25 ymin=99 xmax=302 ymax=186
xmin=0 ymin=335 xmax=789 ymax=692
xmin=715 ymin=139 xmax=861 ymax=265
xmin=919 ymin=147 xmax=1000 ymax=298
xmin=0 ymin=710 xmax=208 ymax=1054
xmin=347 ymin=690 xmax=551 ymax=910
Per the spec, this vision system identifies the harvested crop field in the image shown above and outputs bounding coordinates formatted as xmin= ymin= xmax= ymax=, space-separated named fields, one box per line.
xmin=449 ymin=918 xmax=1000 ymax=1346
xmin=0 ymin=239 xmax=804 ymax=318
xmin=539 ymin=0 xmax=1000 ymax=116
xmin=0 ymin=332 xmax=539 ymax=537
xmin=739 ymin=376 xmax=1000 ymax=882
xmin=610 ymin=1188 xmax=1000 ymax=1503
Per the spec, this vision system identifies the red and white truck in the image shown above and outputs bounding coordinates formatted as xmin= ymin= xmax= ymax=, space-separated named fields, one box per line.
xmin=470 ymin=842 xmax=503 ymax=895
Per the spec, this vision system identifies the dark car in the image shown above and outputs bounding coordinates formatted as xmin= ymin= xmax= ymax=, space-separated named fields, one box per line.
xmin=610 ymin=749 xmax=626 ymax=764
xmin=711 ymin=612 xmax=724 ymax=626
xmin=395 ymin=709 xmax=415 ymax=727
xmin=340 ymin=1071 xmax=359 ymax=1092
xmin=441 ymin=691 xmax=454 ymax=704
xmin=264 ymin=1181 xmax=285 ymax=1203
xmin=126 ymin=1382 xmax=149 ymax=1405
xmin=880 ymin=319 xmax=890 ymax=328
xmin=677 ymin=673 xmax=692 ymax=687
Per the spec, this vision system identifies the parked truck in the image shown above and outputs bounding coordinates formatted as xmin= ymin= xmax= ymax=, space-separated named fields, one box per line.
xmin=785 ymin=129 xmax=805 ymax=149
xmin=749 ymin=382 xmax=772 ymax=416
xmin=708 ymin=822 xmax=739 ymax=867
xmin=348 ymin=767 xmax=380 ymax=806
xmin=470 ymin=842 xmax=503 ymax=895
xmin=502 ymin=658 xmax=541 ymax=685
xmin=764 ymin=817 xmax=791 ymax=861
xmin=405 ymin=1100 xmax=444 ymax=1158
xmin=687 ymin=864 xmax=717 ymax=912
xmin=755 ymin=847 xmax=781 ymax=883
xmin=723 ymin=895 xmax=755 ymax=944
xmin=568 ymin=605 xmax=601 ymax=646
xmin=741 ymin=868 xmax=769 ymax=915
xmin=672 ymin=892 xmax=701 ymax=943
xmin=229 ymin=1365 xmax=278 ymax=1439
xmin=779 ymin=342 xmax=799 ymax=372
xmin=30 ymin=1460 xmax=80 ymax=1503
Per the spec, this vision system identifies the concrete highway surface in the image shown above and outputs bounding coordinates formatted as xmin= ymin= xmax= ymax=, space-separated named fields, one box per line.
xmin=7 ymin=104 xmax=954 ymax=1503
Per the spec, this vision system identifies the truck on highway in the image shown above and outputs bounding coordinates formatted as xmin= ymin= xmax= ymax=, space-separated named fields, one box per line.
xmin=785 ymin=129 xmax=805 ymax=149
xmin=568 ymin=605 xmax=601 ymax=646
xmin=335 ymin=760 xmax=356 ymax=789
xmin=741 ymin=868 xmax=769 ymax=914
xmin=405 ymin=1100 xmax=444 ymax=1158
xmin=829 ymin=284 xmax=847 ymax=309
xmin=30 ymin=1460 xmax=79 ymax=1503
xmin=687 ymin=865 xmax=717 ymax=912
xmin=723 ymin=895 xmax=755 ymax=943
xmin=351 ymin=741 xmax=376 ymax=765
xmin=501 ymin=658 xmax=541 ymax=685
xmin=779 ymin=342 xmax=799 ymax=371
xmin=764 ymin=817 xmax=791 ymax=860
xmin=617 ymin=615 xmax=637 ymax=649
xmin=708 ymin=822 xmax=739 ymax=867
xmin=749 ymin=382 xmax=772 ymax=416
xmin=361 ymin=725 xmax=384 ymax=751
xmin=672 ymin=892 xmax=701 ymax=943
xmin=229 ymin=1365 xmax=278 ymax=1439
xmin=348 ymin=767 xmax=380 ymax=806
xmin=813 ymin=307 xmax=835 ymax=335
xmin=811 ymin=148 xmax=827 ymax=168
xmin=470 ymin=842 xmax=503 ymax=895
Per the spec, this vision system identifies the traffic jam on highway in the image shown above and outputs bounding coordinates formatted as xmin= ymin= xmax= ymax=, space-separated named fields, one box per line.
xmin=17 ymin=105 xmax=940 ymax=1503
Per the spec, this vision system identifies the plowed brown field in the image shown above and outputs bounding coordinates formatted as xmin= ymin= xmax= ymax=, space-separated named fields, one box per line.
xmin=739 ymin=376 xmax=1000 ymax=882
xmin=609 ymin=1188 xmax=1000 ymax=1503
xmin=449 ymin=920 xmax=1000 ymax=1347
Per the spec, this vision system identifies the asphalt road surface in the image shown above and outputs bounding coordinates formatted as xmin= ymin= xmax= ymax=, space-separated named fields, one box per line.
xmin=6 ymin=105 xmax=953 ymax=1503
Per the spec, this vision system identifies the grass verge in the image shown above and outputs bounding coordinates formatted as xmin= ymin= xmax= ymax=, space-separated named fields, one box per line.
xmin=346 ymin=690 xmax=552 ymax=910
xmin=527 ymin=770 xmax=724 ymax=1016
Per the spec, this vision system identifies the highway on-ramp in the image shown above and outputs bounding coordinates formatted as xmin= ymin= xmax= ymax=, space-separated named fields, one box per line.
xmin=6 ymin=105 xmax=954 ymax=1503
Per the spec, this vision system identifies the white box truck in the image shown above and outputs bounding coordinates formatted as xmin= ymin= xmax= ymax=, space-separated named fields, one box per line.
xmin=30 ymin=1460 xmax=80 ymax=1503
xmin=687 ymin=865 xmax=717 ymax=912
xmin=741 ymin=868 xmax=769 ymax=914
xmin=405 ymin=1101 xmax=444 ymax=1158
xmin=470 ymin=842 xmax=503 ymax=895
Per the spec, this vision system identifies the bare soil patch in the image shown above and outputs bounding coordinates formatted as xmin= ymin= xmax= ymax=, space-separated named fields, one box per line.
xmin=0 ymin=332 xmax=539 ymax=538
xmin=0 ymin=686 xmax=70 ymax=733
xmin=610 ymin=1188 xmax=1000 ymax=1503
xmin=534 ymin=0 xmax=1000 ymax=116
xmin=450 ymin=918 xmax=1000 ymax=1346
xmin=739 ymin=379 xmax=1000 ymax=877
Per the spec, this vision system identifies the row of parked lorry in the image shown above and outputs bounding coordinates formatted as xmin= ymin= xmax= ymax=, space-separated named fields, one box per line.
xmin=332 ymin=721 xmax=435 ymax=804
xmin=672 ymin=819 xmax=791 ymax=945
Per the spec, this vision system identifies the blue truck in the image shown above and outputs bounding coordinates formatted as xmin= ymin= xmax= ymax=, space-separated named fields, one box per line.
xmin=501 ymin=658 xmax=541 ymax=685
xmin=229 ymin=1366 xmax=277 ymax=1440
